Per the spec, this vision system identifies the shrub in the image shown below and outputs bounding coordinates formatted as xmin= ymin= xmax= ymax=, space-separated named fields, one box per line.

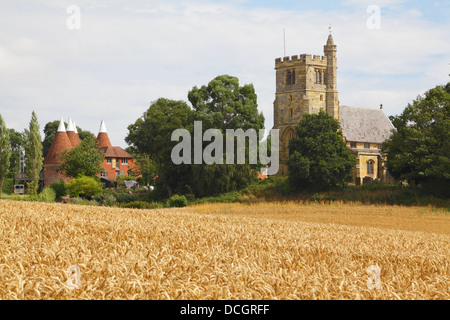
xmin=68 ymin=175 xmax=102 ymax=199
xmin=102 ymin=194 xmax=117 ymax=207
xmin=121 ymin=201 xmax=161 ymax=209
xmin=35 ymin=187 xmax=56 ymax=203
xmin=116 ymin=175 xmax=135 ymax=189
xmin=169 ymin=195 xmax=187 ymax=208
xmin=50 ymin=180 xmax=68 ymax=199
xmin=3 ymin=178 xmax=14 ymax=195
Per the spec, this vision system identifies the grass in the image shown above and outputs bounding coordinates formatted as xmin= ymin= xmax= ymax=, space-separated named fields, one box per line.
xmin=0 ymin=199 xmax=448 ymax=300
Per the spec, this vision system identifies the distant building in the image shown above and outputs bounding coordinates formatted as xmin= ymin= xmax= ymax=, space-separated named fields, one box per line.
xmin=42 ymin=118 xmax=140 ymax=187
xmin=273 ymin=34 xmax=395 ymax=184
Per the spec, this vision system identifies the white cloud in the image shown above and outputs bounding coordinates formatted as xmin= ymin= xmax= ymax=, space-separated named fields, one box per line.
xmin=0 ymin=0 xmax=448 ymax=147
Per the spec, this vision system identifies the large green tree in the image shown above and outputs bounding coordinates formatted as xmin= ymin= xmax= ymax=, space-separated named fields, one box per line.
xmin=187 ymin=75 xmax=265 ymax=197
xmin=383 ymin=83 xmax=450 ymax=187
xmin=43 ymin=120 xmax=95 ymax=159
xmin=7 ymin=129 xmax=25 ymax=178
xmin=58 ymin=135 xmax=105 ymax=178
xmin=24 ymin=111 xmax=43 ymax=196
xmin=0 ymin=114 xmax=11 ymax=196
xmin=126 ymin=98 xmax=194 ymax=197
xmin=288 ymin=110 xmax=356 ymax=190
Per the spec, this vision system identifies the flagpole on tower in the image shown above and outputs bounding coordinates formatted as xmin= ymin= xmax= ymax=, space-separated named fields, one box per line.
xmin=283 ymin=28 xmax=286 ymax=57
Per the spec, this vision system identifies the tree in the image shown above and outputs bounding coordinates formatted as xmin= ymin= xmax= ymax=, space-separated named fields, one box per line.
xmin=58 ymin=135 xmax=105 ymax=178
xmin=187 ymin=75 xmax=265 ymax=197
xmin=287 ymin=110 xmax=356 ymax=190
xmin=7 ymin=129 xmax=25 ymax=178
xmin=0 ymin=114 xmax=11 ymax=196
xmin=24 ymin=111 xmax=43 ymax=196
xmin=68 ymin=175 xmax=102 ymax=199
xmin=43 ymin=120 xmax=95 ymax=159
xmin=383 ymin=83 xmax=450 ymax=188
xmin=126 ymin=98 xmax=194 ymax=197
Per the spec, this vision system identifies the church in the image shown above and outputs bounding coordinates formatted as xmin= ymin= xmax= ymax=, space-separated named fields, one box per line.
xmin=273 ymin=33 xmax=395 ymax=184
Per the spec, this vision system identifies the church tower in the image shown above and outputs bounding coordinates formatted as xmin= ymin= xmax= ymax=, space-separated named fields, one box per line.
xmin=273 ymin=34 xmax=339 ymax=175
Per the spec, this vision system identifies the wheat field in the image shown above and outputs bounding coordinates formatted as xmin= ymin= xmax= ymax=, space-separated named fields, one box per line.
xmin=0 ymin=200 xmax=448 ymax=300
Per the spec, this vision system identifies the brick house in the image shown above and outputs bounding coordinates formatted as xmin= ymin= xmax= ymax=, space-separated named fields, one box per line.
xmin=96 ymin=120 xmax=140 ymax=187
xmin=43 ymin=118 xmax=140 ymax=187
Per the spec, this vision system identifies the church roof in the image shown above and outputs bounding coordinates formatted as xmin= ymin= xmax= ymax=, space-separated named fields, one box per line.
xmin=339 ymin=106 xmax=396 ymax=144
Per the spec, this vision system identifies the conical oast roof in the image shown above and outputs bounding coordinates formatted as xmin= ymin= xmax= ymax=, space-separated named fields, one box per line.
xmin=96 ymin=120 xmax=112 ymax=148
xmin=66 ymin=118 xmax=81 ymax=147
xmin=44 ymin=118 xmax=73 ymax=165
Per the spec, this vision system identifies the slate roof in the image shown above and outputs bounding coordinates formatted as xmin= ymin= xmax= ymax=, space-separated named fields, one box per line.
xmin=339 ymin=106 xmax=396 ymax=144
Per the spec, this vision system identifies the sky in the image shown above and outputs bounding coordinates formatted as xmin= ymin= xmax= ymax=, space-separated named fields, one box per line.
xmin=0 ymin=0 xmax=449 ymax=148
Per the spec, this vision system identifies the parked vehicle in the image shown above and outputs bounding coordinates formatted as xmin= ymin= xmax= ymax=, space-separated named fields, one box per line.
xmin=14 ymin=185 xmax=25 ymax=195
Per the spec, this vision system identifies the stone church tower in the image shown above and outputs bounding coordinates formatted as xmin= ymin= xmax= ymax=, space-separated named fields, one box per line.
xmin=273 ymin=34 xmax=339 ymax=175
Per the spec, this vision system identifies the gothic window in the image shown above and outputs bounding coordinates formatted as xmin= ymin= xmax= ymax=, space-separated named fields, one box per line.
xmin=318 ymin=70 xmax=322 ymax=84
xmin=286 ymin=70 xmax=292 ymax=85
xmin=314 ymin=70 xmax=318 ymax=83
xmin=289 ymin=108 xmax=293 ymax=120
xmin=367 ymin=160 xmax=375 ymax=175
xmin=292 ymin=70 xmax=296 ymax=84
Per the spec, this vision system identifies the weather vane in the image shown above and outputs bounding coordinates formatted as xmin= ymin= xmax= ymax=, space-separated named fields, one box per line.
xmin=329 ymin=24 xmax=333 ymax=35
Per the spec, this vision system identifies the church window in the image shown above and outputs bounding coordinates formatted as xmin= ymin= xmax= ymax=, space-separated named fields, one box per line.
xmin=318 ymin=70 xmax=322 ymax=84
xmin=292 ymin=70 xmax=296 ymax=84
xmin=286 ymin=70 xmax=292 ymax=85
xmin=289 ymin=108 xmax=293 ymax=120
xmin=367 ymin=160 xmax=375 ymax=175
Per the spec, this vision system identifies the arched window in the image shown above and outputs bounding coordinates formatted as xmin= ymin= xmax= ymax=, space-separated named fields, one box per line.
xmin=318 ymin=70 xmax=322 ymax=84
xmin=292 ymin=70 xmax=296 ymax=84
xmin=286 ymin=70 xmax=292 ymax=85
xmin=289 ymin=108 xmax=293 ymax=120
xmin=367 ymin=160 xmax=375 ymax=175
xmin=314 ymin=70 xmax=318 ymax=83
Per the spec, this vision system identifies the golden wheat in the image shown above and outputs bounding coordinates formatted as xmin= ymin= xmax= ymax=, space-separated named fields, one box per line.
xmin=0 ymin=200 xmax=448 ymax=299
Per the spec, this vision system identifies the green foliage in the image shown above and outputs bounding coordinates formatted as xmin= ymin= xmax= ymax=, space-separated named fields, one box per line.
xmin=188 ymin=74 xmax=265 ymax=132
xmin=50 ymin=180 xmax=68 ymax=199
xmin=68 ymin=175 xmax=102 ymax=199
xmin=288 ymin=110 xmax=356 ymax=190
xmin=188 ymin=75 xmax=265 ymax=197
xmin=3 ymin=178 xmax=14 ymax=195
xmin=121 ymin=201 xmax=162 ymax=209
xmin=169 ymin=194 xmax=187 ymax=207
xmin=7 ymin=129 xmax=25 ymax=179
xmin=383 ymin=83 xmax=450 ymax=185
xmin=24 ymin=111 xmax=43 ymax=196
xmin=34 ymin=187 xmax=56 ymax=203
xmin=126 ymin=98 xmax=194 ymax=197
xmin=0 ymin=114 xmax=11 ymax=196
xmin=116 ymin=175 xmax=135 ymax=189
xmin=58 ymin=135 xmax=105 ymax=178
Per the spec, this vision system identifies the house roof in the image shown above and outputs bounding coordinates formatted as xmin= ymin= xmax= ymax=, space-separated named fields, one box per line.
xmin=99 ymin=146 xmax=132 ymax=158
xmin=339 ymin=106 xmax=396 ymax=144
